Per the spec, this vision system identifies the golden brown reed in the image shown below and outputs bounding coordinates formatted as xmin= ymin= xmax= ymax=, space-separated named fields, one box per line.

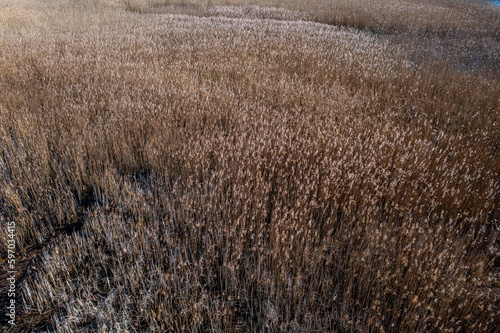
xmin=0 ymin=0 xmax=499 ymax=331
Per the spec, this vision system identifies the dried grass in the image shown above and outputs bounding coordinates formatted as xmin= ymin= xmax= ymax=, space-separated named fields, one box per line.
xmin=0 ymin=0 xmax=499 ymax=331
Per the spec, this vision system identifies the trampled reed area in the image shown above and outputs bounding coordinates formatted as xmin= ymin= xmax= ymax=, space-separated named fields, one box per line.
xmin=0 ymin=0 xmax=499 ymax=331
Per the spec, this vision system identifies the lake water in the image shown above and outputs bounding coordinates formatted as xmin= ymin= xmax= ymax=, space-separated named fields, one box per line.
xmin=492 ymin=1 xmax=500 ymax=6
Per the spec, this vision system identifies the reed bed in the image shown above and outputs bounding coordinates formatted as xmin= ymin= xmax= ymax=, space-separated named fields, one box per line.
xmin=0 ymin=0 xmax=499 ymax=331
